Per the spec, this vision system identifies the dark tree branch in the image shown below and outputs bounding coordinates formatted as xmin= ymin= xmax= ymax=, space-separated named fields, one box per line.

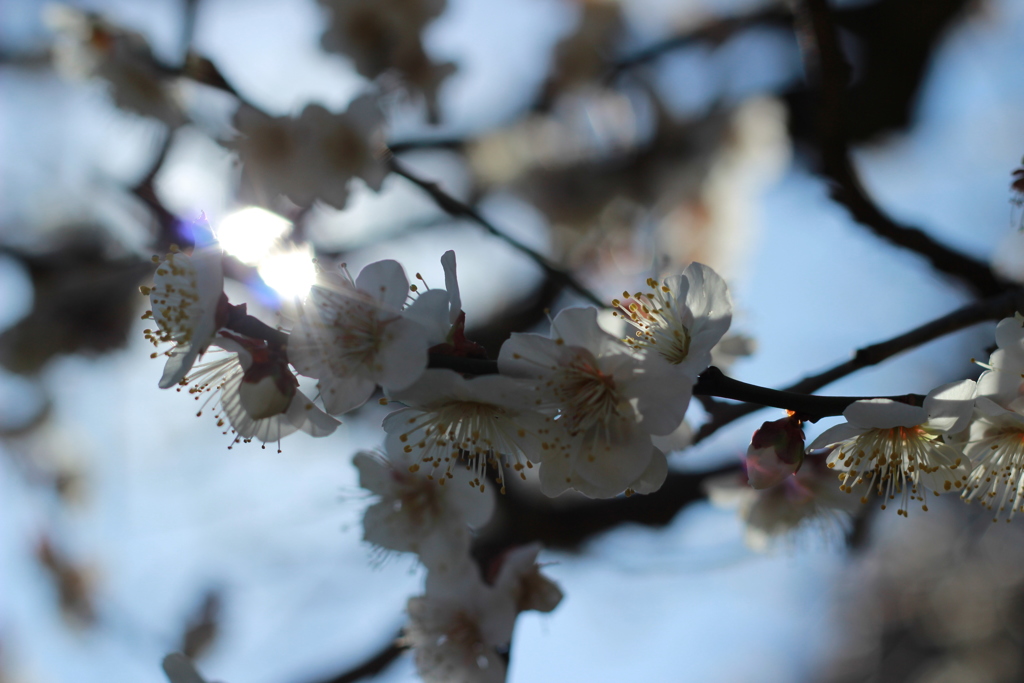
xmin=795 ymin=0 xmax=1009 ymax=297
xmin=306 ymin=634 xmax=406 ymax=683
xmin=387 ymin=137 xmax=466 ymax=154
xmin=224 ymin=288 xmax=1024 ymax=428
xmin=386 ymin=155 xmax=605 ymax=307
xmin=694 ymin=286 xmax=1024 ymax=442
xmin=607 ymin=4 xmax=793 ymax=79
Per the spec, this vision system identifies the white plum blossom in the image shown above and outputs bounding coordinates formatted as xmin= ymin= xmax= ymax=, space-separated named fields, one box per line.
xmin=706 ymin=456 xmax=860 ymax=551
xmin=355 ymin=439 xmax=494 ymax=570
xmin=229 ymin=105 xmax=307 ymax=207
xmin=612 ymin=262 xmax=733 ymax=414
xmin=288 ymin=259 xmax=448 ymax=415
xmin=490 ymin=543 xmax=563 ymax=614
xmin=143 ymin=243 xmax=226 ymax=389
xmin=498 ymin=307 xmax=681 ymax=498
xmin=184 ymin=333 xmax=338 ymax=448
xmin=807 ymin=380 xmax=976 ymax=516
xmin=318 ymin=0 xmax=454 ymax=121
xmin=45 ymin=5 xmax=186 ymax=127
xmin=404 ymin=561 xmax=517 ymax=683
xmin=974 ymin=314 xmax=1024 ymax=409
xmin=291 ymin=96 xmax=388 ymax=209
xmin=382 ymin=369 xmax=550 ymax=492
xmin=961 ymin=397 xmax=1024 ymax=521
xmin=229 ymin=94 xmax=387 ymax=209
xmin=960 ymin=315 xmax=1024 ymax=520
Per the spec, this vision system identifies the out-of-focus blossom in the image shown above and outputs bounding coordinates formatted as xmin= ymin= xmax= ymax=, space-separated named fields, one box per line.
xmin=143 ymin=242 xmax=226 ymax=389
xmin=44 ymin=5 xmax=186 ymax=127
xmin=318 ymin=0 xmax=454 ymax=121
xmin=290 ymin=96 xmax=388 ymax=209
xmin=355 ymin=441 xmax=494 ymax=570
xmin=0 ymin=228 xmax=151 ymax=374
xmin=229 ymin=94 xmax=387 ymax=210
xmin=184 ymin=333 xmax=338 ymax=447
xmin=490 ymin=543 xmax=563 ymax=614
xmin=807 ymin=380 xmax=976 ymax=516
xmin=288 ymin=259 xmax=447 ymax=415
xmin=746 ymin=416 xmax=805 ymax=490
xmin=382 ymin=369 xmax=548 ymax=492
xmin=404 ymin=561 xmax=517 ymax=683
xmin=35 ymin=536 xmax=95 ymax=626
xmin=498 ymin=306 xmax=678 ymax=498
xmin=706 ymin=456 xmax=861 ymax=551
xmin=539 ymin=0 xmax=623 ymax=107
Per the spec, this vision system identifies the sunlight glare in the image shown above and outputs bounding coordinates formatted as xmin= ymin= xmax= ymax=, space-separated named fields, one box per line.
xmin=258 ymin=246 xmax=317 ymax=300
xmin=215 ymin=207 xmax=291 ymax=265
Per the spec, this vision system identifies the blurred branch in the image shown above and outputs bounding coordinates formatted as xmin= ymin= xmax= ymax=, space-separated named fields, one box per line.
xmin=795 ymin=0 xmax=1009 ymax=297
xmin=306 ymin=633 xmax=406 ymax=683
xmin=694 ymin=285 xmax=1024 ymax=442
xmin=387 ymin=155 xmax=606 ymax=307
xmin=607 ymin=4 xmax=792 ymax=79
xmin=129 ymin=129 xmax=180 ymax=249
xmin=473 ymin=463 xmax=740 ymax=562
xmin=387 ymin=137 xmax=465 ymax=154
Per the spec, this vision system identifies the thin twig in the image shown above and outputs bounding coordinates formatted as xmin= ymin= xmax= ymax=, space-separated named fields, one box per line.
xmin=795 ymin=0 xmax=1009 ymax=297
xmin=694 ymin=286 xmax=1024 ymax=442
xmin=607 ymin=4 xmax=792 ymax=79
xmin=387 ymin=155 xmax=606 ymax=307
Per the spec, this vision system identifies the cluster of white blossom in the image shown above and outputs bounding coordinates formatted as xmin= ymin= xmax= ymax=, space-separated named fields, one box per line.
xmin=229 ymin=94 xmax=388 ymax=210
xmin=317 ymin=0 xmax=455 ymax=121
xmin=143 ymin=229 xmax=737 ymax=680
xmin=44 ymin=5 xmax=187 ymax=127
xmin=717 ymin=314 xmax=1024 ymax=550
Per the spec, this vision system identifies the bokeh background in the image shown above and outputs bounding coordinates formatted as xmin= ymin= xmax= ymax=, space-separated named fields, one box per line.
xmin=3 ymin=0 xmax=1024 ymax=681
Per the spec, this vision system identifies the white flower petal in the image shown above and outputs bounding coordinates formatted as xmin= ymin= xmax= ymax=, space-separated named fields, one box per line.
xmin=806 ymin=422 xmax=866 ymax=450
xmin=923 ymin=379 xmax=976 ymax=434
xmin=843 ymin=399 xmax=926 ymax=429
xmin=355 ymin=260 xmax=409 ymax=310
xmin=402 ymin=288 xmax=451 ymax=344
xmin=441 ymin=250 xmax=461 ymax=324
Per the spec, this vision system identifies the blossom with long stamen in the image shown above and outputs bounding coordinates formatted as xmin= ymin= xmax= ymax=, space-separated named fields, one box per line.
xmin=961 ymin=397 xmax=1024 ymax=522
xmin=612 ymin=262 xmax=732 ymax=376
xmin=807 ymin=380 xmax=976 ymax=517
xmin=382 ymin=369 xmax=552 ymax=493
xmin=288 ymin=259 xmax=448 ymax=415
xmin=498 ymin=307 xmax=682 ymax=498
xmin=959 ymin=314 xmax=1024 ymax=521
xmin=142 ymin=240 xmax=226 ymax=389
xmin=183 ymin=333 xmax=338 ymax=449
xmin=355 ymin=440 xmax=494 ymax=570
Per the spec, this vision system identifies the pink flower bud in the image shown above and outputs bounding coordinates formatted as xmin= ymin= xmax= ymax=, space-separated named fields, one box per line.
xmin=746 ymin=416 xmax=805 ymax=490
